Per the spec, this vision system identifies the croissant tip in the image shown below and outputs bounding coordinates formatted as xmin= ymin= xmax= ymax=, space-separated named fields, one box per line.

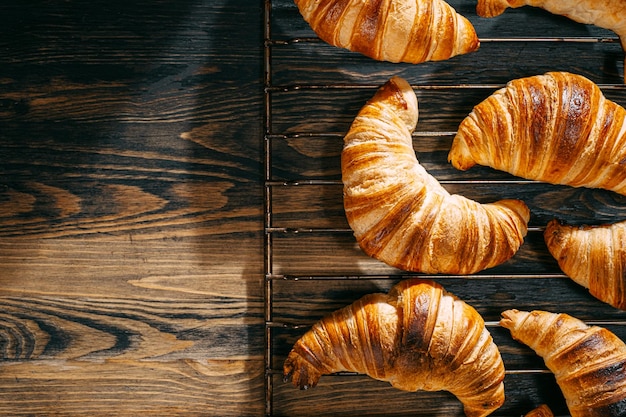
xmin=282 ymin=358 xmax=295 ymax=383
xmin=468 ymin=36 xmax=480 ymax=53
xmin=500 ymin=309 xmax=522 ymax=327
xmin=543 ymin=219 xmax=567 ymax=242
xmin=384 ymin=76 xmax=413 ymax=98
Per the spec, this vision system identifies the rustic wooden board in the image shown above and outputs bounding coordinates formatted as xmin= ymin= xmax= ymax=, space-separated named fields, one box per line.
xmin=0 ymin=359 xmax=264 ymax=416
xmin=0 ymin=1 xmax=265 ymax=416
xmin=265 ymin=1 xmax=626 ymax=416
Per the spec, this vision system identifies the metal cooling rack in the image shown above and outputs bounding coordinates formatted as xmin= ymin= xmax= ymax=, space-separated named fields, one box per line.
xmin=263 ymin=1 xmax=624 ymax=415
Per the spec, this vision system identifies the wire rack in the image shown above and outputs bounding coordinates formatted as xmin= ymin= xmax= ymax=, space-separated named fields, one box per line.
xmin=263 ymin=1 xmax=626 ymax=416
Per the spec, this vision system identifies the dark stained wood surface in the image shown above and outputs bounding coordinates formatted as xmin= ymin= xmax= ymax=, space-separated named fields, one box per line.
xmin=0 ymin=1 xmax=264 ymax=416
xmin=1 ymin=0 xmax=626 ymax=416
xmin=266 ymin=1 xmax=626 ymax=416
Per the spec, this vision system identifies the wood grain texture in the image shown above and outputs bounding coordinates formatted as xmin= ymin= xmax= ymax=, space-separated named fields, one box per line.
xmin=0 ymin=359 xmax=264 ymax=416
xmin=0 ymin=0 xmax=264 ymax=416
xmin=272 ymin=373 xmax=568 ymax=416
xmin=3 ymin=0 xmax=626 ymax=415
xmin=266 ymin=0 xmax=626 ymax=416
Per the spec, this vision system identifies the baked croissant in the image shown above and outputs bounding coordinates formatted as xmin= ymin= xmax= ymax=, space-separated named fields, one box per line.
xmin=294 ymin=0 xmax=480 ymax=64
xmin=501 ymin=309 xmax=626 ymax=417
xmin=475 ymin=0 xmax=626 ymax=82
xmin=524 ymin=404 xmax=554 ymax=417
xmin=544 ymin=218 xmax=626 ymax=310
xmin=448 ymin=71 xmax=626 ymax=195
xmin=342 ymin=76 xmax=529 ymax=275
xmin=284 ymin=279 xmax=506 ymax=417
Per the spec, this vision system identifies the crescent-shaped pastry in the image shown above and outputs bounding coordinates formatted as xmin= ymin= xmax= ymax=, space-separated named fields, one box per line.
xmin=475 ymin=0 xmax=626 ymax=82
xmin=294 ymin=0 xmax=480 ymax=64
xmin=501 ymin=309 xmax=626 ymax=416
xmin=448 ymin=72 xmax=626 ymax=195
xmin=544 ymin=218 xmax=626 ymax=310
xmin=524 ymin=404 xmax=554 ymax=417
xmin=342 ymin=76 xmax=530 ymax=275
xmin=284 ymin=279 xmax=506 ymax=417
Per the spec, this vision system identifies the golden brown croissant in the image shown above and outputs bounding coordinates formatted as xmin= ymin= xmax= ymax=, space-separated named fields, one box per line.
xmin=448 ymin=71 xmax=626 ymax=195
xmin=544 ymin=218 xmax=626 ymax=310
xmin=501 ymin=309 xmax=626 ymax=417
xmin=342 ymin=76 xmax=529 ymax=275
xmin=284 ymin=279 xmax=505 ymax=417
xmin=524 ymin=404 xmax=554 ymax=417
xmin=294 ymin=0 xmax=480 ymax=64
xmin=475 ymin=0 xmax=626 ymax=82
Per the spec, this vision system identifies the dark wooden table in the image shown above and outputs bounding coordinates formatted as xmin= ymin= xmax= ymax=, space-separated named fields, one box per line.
xmin=1 ymin=1 xmax=626 ymax=416
xmin=0 ymin=1 xmax=265 ymax=416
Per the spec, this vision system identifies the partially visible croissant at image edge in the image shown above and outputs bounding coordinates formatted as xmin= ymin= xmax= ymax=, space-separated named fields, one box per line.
xmin=501 ymin=309 xmax=626 ymax=416
xmin=449 ymin=72 xmax=626 ymax=195
xmin=293 ymin=0 xmax=480 ymax=64
xmin=342 ymin=76 xmax=529 ymax=275
xmin=475 ymin=0 xmax=626 ymax=82
xmin=524 ymin=404 xmax=554 ymax=417
xmin=284 ymin=279 xmax=506 ymax=417
xmin=544 ymin=218 xmax=626 ymax=310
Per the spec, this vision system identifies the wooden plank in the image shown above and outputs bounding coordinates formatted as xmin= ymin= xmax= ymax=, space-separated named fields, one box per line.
xmin=0 ymin=359 xmax=264 ymax=416
xmin=0 ymin=177 xmax=262 ymax=239
xmin=0 ymin=1 xmax=266 ymax=415
xmin=272 ymin=372 xmax=568 ymax=417
xmin=269 ymin=183 xmax=626 ymax=228
xmin=0 ymin=237 xmax=264 ymax=298
xmin=0 ymin=294 xmax=261 ymax=361
xmin=269 ymin=276 xmax=626 ymax=325
xmin=270 ymin=42 xmax=624 ymax=87
xmin=268 ymin=231 xmax=559 ymax=275
xmin=0 ymin=2 xmax=262 ymax=66
xmin=269 ymin=87 xmax=626 ymax=135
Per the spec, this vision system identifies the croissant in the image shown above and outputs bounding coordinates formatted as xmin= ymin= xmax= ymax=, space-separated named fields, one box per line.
xmin=524 ymin=404 xmax=554 ymax=417
xmin=293 ymin=0 xmax=480 ymax=64
xmin=342 ymin=76 xmax=529 ymax=275
xmin=544 ymin=218 xmax=626 ymax=310
xmin=448 ymin=71 xmax=626 ymax=195
xmin=475 ymin=0 xmax=626 ymax=82
xmin=500 ymin=309 xmax=626 ymax=417
xmin=283 ymin=279 xmax=505 ymax=417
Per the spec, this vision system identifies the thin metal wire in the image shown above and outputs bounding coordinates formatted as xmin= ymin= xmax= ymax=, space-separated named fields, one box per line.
xmin=265 ymin=225 xmax=547 ymax=234
xmin=263 ymin=1 xmax=274 ymax=416
xmin=268 ymin=317 xmax=626 ymax=332
xmin=268 ymin=36 xmax=620 ymax=46
xmin=266 ymin=81 xmax=626 ymax=94
xmin=266 ymin=131 xmax=458 ymax=138
xmin=265 ymin=179 xmax=544 ymax=186
xmin=266 ymin=368 xmax=553 ymax=376
xmin=266 ymin=273 xmax=569 ymax=281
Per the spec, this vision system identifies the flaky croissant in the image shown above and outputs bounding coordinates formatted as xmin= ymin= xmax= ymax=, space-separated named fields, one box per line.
xmin=294 ymin=0 xmax=480 ymax=64
xmin=342 ymin=76 xmax=529 ymax=275
xmin=524 ymin=404 xmax=554 ymax=417
xmin=284 ymin=279 xmax=505 ymax=417
xmin=475 ymin=0 xmax=626 ymax=82
xmin=544 ymin=218 xmax=626 ymax=310
xmin=501 ymin=309 xmax=626 ymax=417
xmin=449 ymin=71 xmax=626 ymax=195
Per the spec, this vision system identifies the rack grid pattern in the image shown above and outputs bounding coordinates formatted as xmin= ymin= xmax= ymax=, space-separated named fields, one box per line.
xmin=263 ymin=1 xmax=626 ymax=415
